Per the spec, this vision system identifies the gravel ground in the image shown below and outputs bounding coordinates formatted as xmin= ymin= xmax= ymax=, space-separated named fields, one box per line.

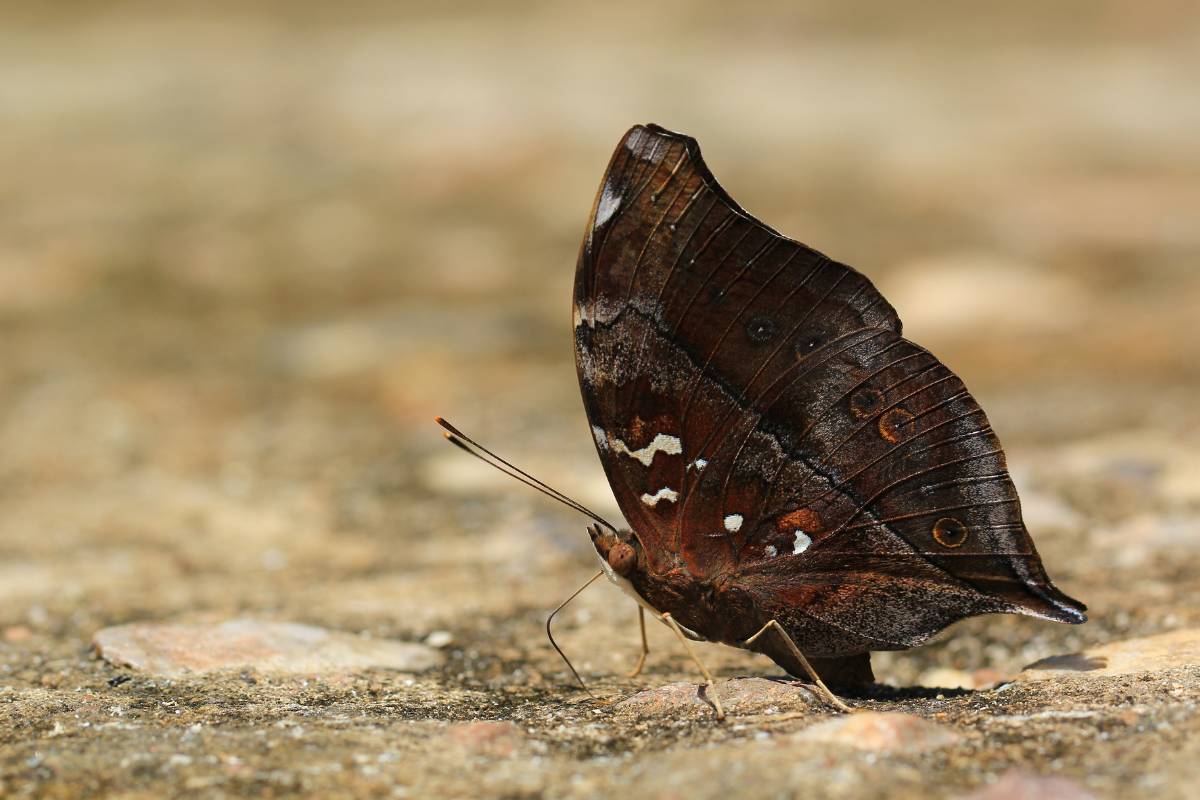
xmin=1 ymin=2 xmax=1198 ymax=797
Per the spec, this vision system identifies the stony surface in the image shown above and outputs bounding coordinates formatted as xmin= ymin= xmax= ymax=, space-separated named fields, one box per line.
xmin=93 ymin=620 xmax=442 ymax=676
xmin=1 ymin=2 xmax=1198 ymax=798
xmin=616 ymin=677 xmax=821 ymax=718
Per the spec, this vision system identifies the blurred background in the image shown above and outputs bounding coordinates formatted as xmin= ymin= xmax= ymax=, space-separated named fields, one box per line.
xmin=1 ymin=0 xmax=1198 ymax=794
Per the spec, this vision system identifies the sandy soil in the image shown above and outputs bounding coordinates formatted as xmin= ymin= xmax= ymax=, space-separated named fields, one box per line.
xmin=2 ymin=2 xmax=1198 ymax=797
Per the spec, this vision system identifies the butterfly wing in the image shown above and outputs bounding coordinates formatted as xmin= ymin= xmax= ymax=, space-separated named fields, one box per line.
xmin=574 ymin=124 xmax=1084 ymax=655
xmin=683 ymin=323 xmax=1087 ymax=655
xmin=574 ymin=124 xmax=899 ymax=573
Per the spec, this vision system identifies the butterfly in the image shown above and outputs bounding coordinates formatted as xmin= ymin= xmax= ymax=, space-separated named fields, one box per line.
xmin=440 ymin=123 xmax=1084 ymax=718
xmin=571 ymin=124 xmax=1085 ymax=708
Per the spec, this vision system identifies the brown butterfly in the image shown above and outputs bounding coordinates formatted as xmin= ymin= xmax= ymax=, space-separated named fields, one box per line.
xmin=443 ymin=123 xmax=1084 ymax=718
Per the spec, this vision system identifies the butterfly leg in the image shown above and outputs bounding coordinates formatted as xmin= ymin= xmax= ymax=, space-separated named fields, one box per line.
xmin=744 ymin=620 xmax=852 ymax=713
xmin=626 ymin=606 xmax=650 ymax=678
xmin=659 ymin=612 xmax=725 ymax=720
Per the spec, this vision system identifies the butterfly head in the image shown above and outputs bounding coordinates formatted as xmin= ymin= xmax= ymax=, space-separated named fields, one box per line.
xmin=588 ymin=525 xmax=641 ymax=579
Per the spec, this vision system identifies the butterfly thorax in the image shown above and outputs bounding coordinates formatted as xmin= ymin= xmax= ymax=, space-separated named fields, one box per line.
xmin=590 ymin=526 xmax=765 ymax=647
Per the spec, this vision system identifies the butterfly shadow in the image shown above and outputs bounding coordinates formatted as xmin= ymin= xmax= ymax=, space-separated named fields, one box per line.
xmin=844 ymin=682 xmax=975 ymax=702
xmin=1021 ymin=653 xmax=1108 ymax=673
xmin=756 ymin=675 xmax=976 ymax=703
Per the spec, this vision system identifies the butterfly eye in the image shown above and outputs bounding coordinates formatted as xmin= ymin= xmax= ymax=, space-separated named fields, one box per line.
xmin=745 ymin=315 xmax=776 ymax=344
xmin=850 ymin=388 xmax=885 ymax=420
xmin=932 ymin=517 xmax=969 ymax=548
xmin=793 ymin=333 xmax=826 ymax=359
xmin=607 ymin=542 xmax=638 ymax=577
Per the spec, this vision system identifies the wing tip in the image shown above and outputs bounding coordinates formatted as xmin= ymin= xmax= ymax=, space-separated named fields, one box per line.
xmin=1012 ymin=582 xmax=1088 ymax=625
xmin=613 ymin=123 xmax=749 ymax=219
xmin=580 ymin=124 xmax=703 ymax=258
xmin=625 ymin=122 xmax=695 ymax=145
xmin=612 ymin=124 xmax=698 ymax=174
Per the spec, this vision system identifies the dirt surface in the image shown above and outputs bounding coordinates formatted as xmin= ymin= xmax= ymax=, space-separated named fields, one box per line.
xmin=2 ymin=2 xmax=1198 ymax=798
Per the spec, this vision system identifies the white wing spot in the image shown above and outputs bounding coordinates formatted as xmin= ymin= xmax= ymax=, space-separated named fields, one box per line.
xmin=612 ymin=433 xmax=682 ymax=466
xmin=640 ymin=487 xmax=679 ymax=507
xmin=765 ymin=545 xmax=778 ymax=558
xmin=591 ymin=425 xmax=609 ymax=451
xmin=688 ymin=458 xmax=708 ymax=472
xmin=574 ymin=303 xmax=596 ymax=329
xmin=575 ymin=296 xmax=625 ymax=329
xmin=723 ymin=514 xmax=743 ymax=533
xmin=792 ymin=530 xmax=812 ymax=554
xmin=594 ymin=185 xmax=622 ymax=228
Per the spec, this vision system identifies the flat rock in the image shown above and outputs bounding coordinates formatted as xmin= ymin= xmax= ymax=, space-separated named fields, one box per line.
xmin=615 ymin=677 xmax=820 ymax=717
xmin=93 ymin=619 xmax=442 ymax=677
xmin=1019 ymin=628 xmax=1200 ymax=681
xmin=790 ymin=711 xmax=961 ymax=754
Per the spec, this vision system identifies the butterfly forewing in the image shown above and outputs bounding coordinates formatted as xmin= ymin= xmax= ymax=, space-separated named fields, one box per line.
xmin=575 ymin=125 xmax=897 ymax=563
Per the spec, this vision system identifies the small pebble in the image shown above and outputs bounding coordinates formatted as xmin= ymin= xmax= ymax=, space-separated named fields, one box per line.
xmin=3 ymin=626 xmax=32 ymax=643
xmin=424 ymin=630 xmax=454 ymax=648
xmin=440 ymin=721 xmax=534 ymax=758
xmin=790 ymin=711 xmax=961 ymax=754
xmin=960 ymin=770 xmax=1096 ymax=800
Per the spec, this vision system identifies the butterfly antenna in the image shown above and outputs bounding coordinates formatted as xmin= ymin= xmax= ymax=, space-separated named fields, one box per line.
xmin=546 ymin=569 xmax=605 ymax=697
xmin=434 ymin=417 xmax=620 ymax=533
